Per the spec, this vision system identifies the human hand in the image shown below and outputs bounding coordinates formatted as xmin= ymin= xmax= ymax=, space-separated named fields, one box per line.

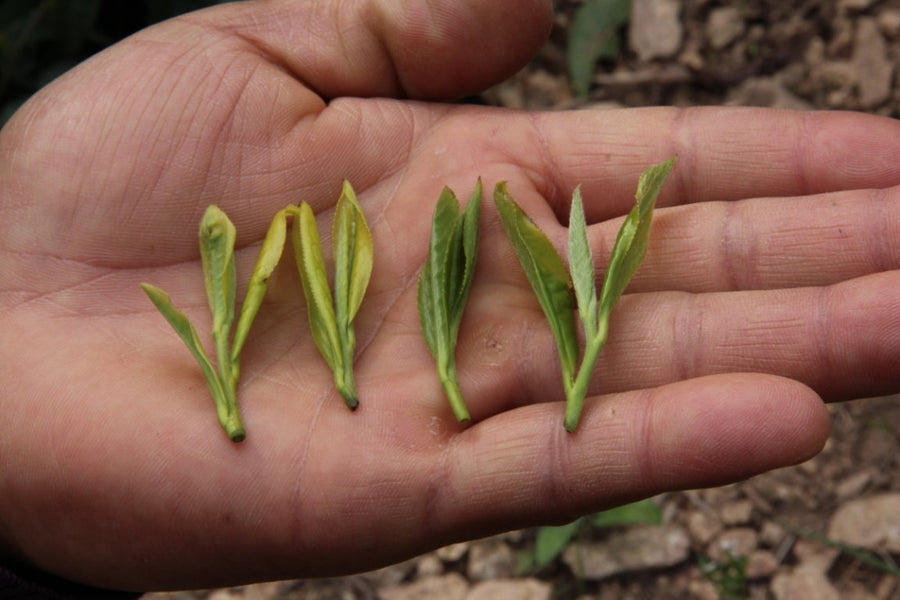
xmin=1 ymin=0 xmax=898 ymax=591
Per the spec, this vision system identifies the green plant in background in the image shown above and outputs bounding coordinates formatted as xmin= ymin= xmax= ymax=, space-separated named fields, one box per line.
xmin=418 ymin=181 xmax=482 ymax=421
xmin=520 ymin=498 xmax=663 ymax=573
xmin=567 ymin=0 xmax=632 ymax=97
xmin=494 ymin=158 xmax=675 ymax=432
xmin=795 ymin=527 xmax=900 ymax=578
xmin=698 ymin=551 xmax=748 ymax=600
xmin=141 ymin=205 xmax=284 ymax=442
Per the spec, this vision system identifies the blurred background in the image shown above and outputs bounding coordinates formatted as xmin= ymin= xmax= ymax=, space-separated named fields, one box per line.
xmin=0 ymin=0 xmax=229 ymax=123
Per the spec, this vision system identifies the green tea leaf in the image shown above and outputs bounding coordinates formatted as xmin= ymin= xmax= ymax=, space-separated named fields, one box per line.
xmin=231 ymin=206 xmax=295 ymax=363
xmin=293 ymin=201 xmax=341 ymax=373
xmin=141 ymin=282 xmax=245 ymax=441
xmin=140 ymin=283 xmax=222 ymax=394
xmin=494 ymin=183 xmax=578 ymax=382
xmin=198 ymin=205 xmax=239 ymax=429
xmin=567 ymin=187 xmax=598 ymax=338
xmin=329 ymin=181 xmax=373 ymax=409
xmin=563 ymin=158 xmax=674 ymax=432
xmin=598 ymin=157 xmax=675 ymax=319
xmin=199 ymin=205 xmax=236 ymax=342
xmin=332 ymin=180 xmax=373 ymax=324
xmin=418 ymin=181 xmax=482 ymax=422
xmin=450 ymin=179 xmax=482 ymax=329
xmin=418 ymin=187 xmax=462 ymax=360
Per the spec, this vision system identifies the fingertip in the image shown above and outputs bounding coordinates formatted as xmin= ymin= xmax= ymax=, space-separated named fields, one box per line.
xmin=630 ymin=374 xmax=831 ymax=488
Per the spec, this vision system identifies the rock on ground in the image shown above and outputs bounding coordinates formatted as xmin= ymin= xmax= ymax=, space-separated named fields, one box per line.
xmin=629 ymin=0 xmax=683 ymax=61
xmin=828 ymin=492 xmax=900 ymax=552
xmin=563 ymin=525 xmax=690 ymax=580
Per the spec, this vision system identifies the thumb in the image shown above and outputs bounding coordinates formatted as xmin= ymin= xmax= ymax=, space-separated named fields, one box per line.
xmin=217 ymin=0 xmax=553 ymax=100
xmin=0 ymin=0 xmax=551 ymax=266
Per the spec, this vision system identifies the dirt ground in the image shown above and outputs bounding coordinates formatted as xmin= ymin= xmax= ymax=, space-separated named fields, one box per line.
xmin=143 ymin=1 xmax=900 ymax=598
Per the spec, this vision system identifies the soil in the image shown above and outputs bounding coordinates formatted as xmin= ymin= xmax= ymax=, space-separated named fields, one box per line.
xmin=143 ymin=1 xmax=900 ymax=598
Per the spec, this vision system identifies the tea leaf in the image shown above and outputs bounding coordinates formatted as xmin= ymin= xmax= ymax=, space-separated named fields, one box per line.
xmin=451 ymin=180 xmax=482 ymax=328
xmin=494 ymin=160 xmax=674 ymax=433
xmin=144 ymin=204 xmax=309 ymax=442
xmin=330 ymin=180 xmax=373 ymax=408
xmin=140 ymin=283 xmax=221 ymax=394
xmin=140 ymin=282 xmax=245 ymax=441
xmin=418 ymin=181 xmax=482 ymax=421
xmin=333 ymin=180 xmax=373 ymax=324
xmin=293 ymin=201 xmax=341 ymax=373
xmin=599 ymin=157 xmax=675 ymax=319
xmin=565 ymin=157 xmax=675 ymax=432
xmin=199 ymin=206 xmax=237 ymax=343
xmin=198 ymin=205 xmax=238 ymax=414
xmin=567 ymin=187 xmax=598 ymax=338
xmin=231 ymin=206 xmax=293 ymax=363
xmin=494 ymin=183 xmax=578 ymax=382
xmin=419 ymin=187 xmax=462 ymax=360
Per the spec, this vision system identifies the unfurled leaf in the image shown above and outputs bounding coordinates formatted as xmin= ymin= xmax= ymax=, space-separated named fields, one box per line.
xmin=599 ymin=157 xmax=675 ymax=319
xmin=418 ymin=181 xmax=482 ymax=421
xmin=140 ymin=283 xmax=223 ymax=400
xmin=140 ymin=281 xmax=245 ymax=442
xmin=231 ymin=207 xmax=293 ymax=363
xmin=493 ymin=183 xmax=578 ymax=382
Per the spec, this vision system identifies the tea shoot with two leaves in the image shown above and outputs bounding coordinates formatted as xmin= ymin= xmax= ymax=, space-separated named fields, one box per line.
xmin=141 ymin=181 xmax=372 ymax=441
xmin=495 ymin=157 xmax=676 ymax=432
xmin=417 ymin=181 xmax=482 ymax=422
xmin=293 ymin=182 xmax=373 ymax=409
xmin=141 ymin=206 xmax=285 ymax=442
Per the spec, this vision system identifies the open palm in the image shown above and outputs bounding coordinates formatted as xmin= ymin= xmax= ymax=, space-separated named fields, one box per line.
xmin=1 ymin=0 xmax=899 ymax=592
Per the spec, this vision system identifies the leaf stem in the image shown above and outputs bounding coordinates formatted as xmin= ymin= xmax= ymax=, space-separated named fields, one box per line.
xmin=438 ymin=355 xmax=470 ymax=422
xmin=216 ymin=386 xmax=246 ymax=442
xmin=564 ymin=316 xmax=609 ymax=433
xmin=335 ymin=323 xmax=359 ymax=410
